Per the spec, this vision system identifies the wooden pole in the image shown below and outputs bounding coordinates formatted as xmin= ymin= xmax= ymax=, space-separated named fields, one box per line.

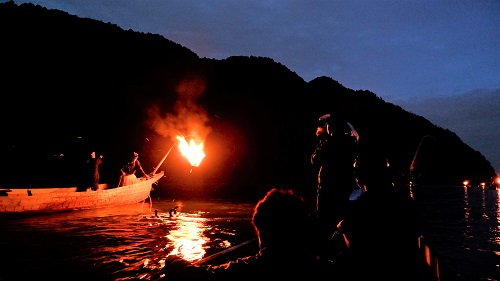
xmin=151 ymin=141 xmax=179 ymax=174
xmin=193 ymin=237 xmax=258 ymax=265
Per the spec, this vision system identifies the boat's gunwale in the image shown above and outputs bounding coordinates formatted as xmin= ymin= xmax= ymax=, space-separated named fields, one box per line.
xmin=0 ymin=171 xmax=164 ymax=213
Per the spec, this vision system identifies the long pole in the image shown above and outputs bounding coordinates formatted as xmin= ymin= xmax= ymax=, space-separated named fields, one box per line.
xmin=151 ymin=140 xmax=179 ymax=174
xmin=193 ymin=237 xmax=258 ymax=265
xmin=408 ymin=135 xmax=436 ymax=198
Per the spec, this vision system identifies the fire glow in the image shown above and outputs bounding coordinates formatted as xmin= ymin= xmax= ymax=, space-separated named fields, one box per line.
xmin=176 ymin=135 xmax=205 ymax=167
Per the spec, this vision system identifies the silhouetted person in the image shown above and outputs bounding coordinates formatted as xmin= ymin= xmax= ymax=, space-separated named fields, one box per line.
xmin=118 ymin=151 xmax=150 ymax=187
xmin=79 ymin=151 xmax=103 ymax=191
xmin=90 ymin=151 xmax=104 ymax=191
xmin=310 ymin=113 xmax=359 ymax=258
xmin=337 ymin=140 xmax=427 ymax=281
xmin=161 ymin=188 xmax=343 ymax=281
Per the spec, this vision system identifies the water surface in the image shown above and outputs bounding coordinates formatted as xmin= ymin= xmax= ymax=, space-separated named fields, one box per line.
xmin=1 ymin=186 xmax=499 ymax=281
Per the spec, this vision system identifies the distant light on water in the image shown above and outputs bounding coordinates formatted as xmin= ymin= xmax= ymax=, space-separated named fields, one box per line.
xmin=1 ymin=197 xmax=497 ymax=281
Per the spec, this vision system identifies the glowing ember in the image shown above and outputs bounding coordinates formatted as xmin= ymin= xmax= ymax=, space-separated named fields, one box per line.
xmin=176 ymin=135 xmax=205 ymax=167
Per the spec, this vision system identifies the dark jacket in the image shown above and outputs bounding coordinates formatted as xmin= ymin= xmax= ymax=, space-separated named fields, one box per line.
xmin=311 ymin=132 xmax=358 ymax=225
xmin=340 ymin=186 xmax=423 ymax=281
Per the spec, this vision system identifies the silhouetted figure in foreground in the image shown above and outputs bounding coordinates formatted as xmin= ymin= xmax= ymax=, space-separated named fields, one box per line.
xmin=310 ymin=113 xmax=359 ymax=258
xmin=337 ymin=142 xmax=429 ymax=281
xmin=160 ymin=188 xmax=343 ymax=281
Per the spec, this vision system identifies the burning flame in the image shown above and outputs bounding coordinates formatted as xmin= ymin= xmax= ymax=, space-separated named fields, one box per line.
xmin=176 ymin=135 xmax=205 ymax=167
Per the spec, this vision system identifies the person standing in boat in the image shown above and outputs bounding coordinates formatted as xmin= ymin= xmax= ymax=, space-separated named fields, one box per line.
xmin=79 ymin=151 xmax=103 ymax=191
xmin=118 ymin=151 xmax=150 ymax=187
xmin=310 ymin=113 xmax=359 ymax=258
xmin=90 ymin=151 xmax=104 ymax=191
xmin=160 ymin=188 xmax=344 ymax=281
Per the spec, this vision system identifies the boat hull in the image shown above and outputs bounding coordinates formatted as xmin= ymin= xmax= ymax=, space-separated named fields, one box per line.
xmin=0 ymin=171 xmax=164 ymax=213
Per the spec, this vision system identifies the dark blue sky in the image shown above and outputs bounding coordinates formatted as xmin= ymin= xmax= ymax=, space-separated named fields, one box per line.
xmin=8 ymin=0 xmax=500 ymax=175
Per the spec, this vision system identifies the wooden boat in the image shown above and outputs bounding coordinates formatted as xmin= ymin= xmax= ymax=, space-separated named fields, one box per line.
xmin=0 ymin=171 xmax=164 ymax=213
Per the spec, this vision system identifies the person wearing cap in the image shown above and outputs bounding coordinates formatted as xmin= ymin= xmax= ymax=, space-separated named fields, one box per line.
xmin=310 ymin=113 xmax=359 ymax=259
xmin=118 ymin=151 xmax=150 ymax=187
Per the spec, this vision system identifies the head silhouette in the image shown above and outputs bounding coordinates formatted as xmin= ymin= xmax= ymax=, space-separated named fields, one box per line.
xmin=252 ymin=188 xmax=310 ymax=250
xmin=355 ymin=139 xmax=392 ymax=192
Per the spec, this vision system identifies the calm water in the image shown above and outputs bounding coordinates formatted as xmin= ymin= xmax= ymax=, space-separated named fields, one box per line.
xmin=0 ymin=199 xmax=257 ymax=281
xmin=0 ymin=186 xmax=499 ymax=281
xmin=412 ymin=185 xmax=500 ymax=281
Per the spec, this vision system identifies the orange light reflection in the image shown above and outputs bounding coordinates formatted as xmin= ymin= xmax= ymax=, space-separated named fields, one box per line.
xmin=165 ymin=215 xmax=209 ymax=262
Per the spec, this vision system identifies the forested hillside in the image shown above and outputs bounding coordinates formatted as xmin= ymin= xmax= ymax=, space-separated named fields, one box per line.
xmin=0 ymin=1 xmax=496 ymax=200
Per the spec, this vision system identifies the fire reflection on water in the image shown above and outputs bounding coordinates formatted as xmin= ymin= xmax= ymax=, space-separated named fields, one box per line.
xmin=164 ymin=214 xmax=209 ymax=261
xmin=0 ymin=200 xmax=256 ymax=281
xmin=136 ymin=200 xmax=256 ymax=276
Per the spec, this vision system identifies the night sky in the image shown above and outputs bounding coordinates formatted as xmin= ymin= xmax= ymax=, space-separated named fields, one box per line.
xmin=6 ymin=0 xmax=499 ymax=175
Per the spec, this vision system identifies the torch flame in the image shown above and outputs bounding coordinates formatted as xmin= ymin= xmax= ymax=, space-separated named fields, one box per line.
xmin=176 ymin=135 xmax=205 ymax=167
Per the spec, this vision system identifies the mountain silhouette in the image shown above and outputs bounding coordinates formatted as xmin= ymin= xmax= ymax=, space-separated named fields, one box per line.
xmin=0 ymin=1 xmax=496 ymax=200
